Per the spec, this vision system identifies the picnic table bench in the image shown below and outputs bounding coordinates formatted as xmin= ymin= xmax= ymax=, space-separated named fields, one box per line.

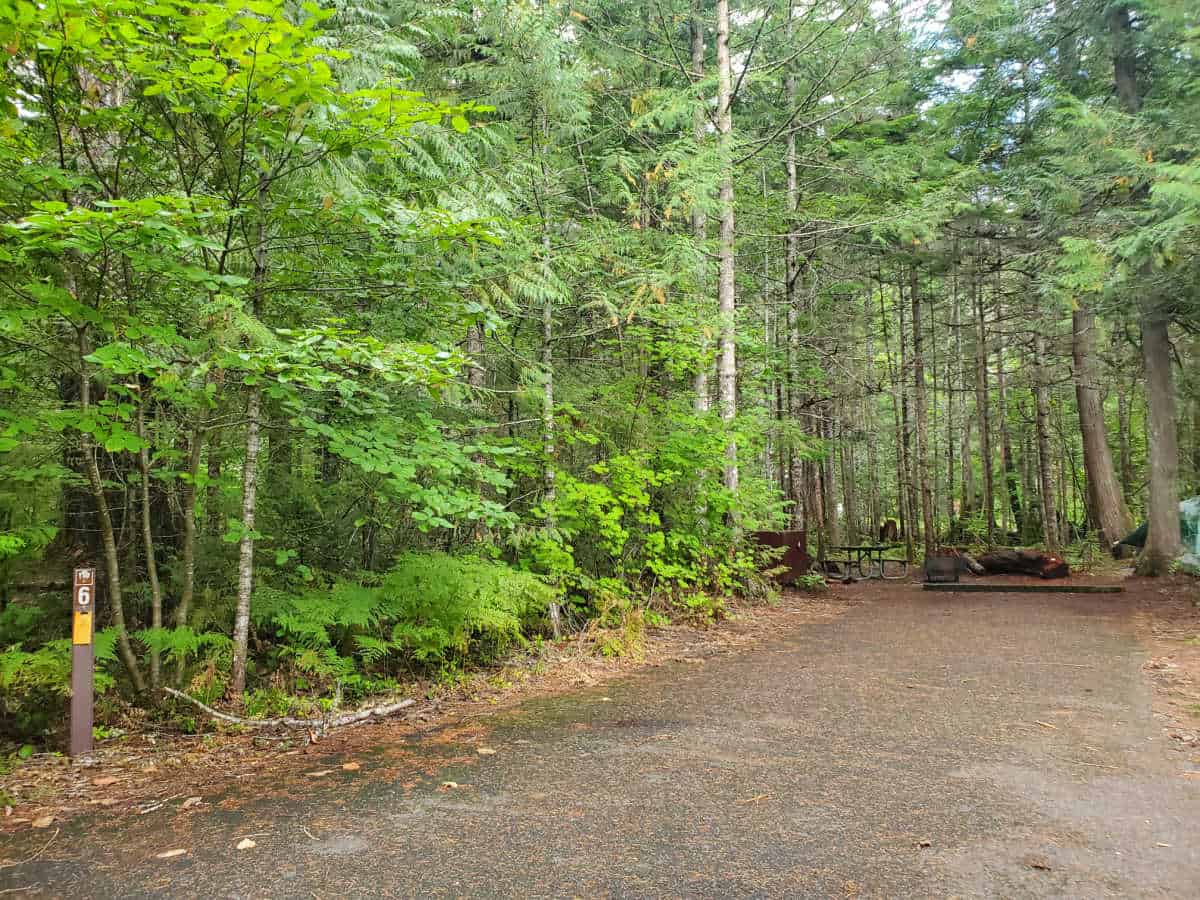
xmin=826 ymin=544 xmax=909 ymax=580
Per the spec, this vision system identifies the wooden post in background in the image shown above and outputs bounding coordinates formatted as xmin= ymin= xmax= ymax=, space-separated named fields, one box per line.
xmin=70 ymin=567 xmax=95 ymax=757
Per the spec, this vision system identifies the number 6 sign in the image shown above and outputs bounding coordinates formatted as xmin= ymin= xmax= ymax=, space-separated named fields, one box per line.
xmin=73 ymin=568 xmax=95 ymax=644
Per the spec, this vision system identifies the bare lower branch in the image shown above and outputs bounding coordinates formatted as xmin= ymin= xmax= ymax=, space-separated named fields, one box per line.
xmin=164 ymin=688 xmax=415 ymax=731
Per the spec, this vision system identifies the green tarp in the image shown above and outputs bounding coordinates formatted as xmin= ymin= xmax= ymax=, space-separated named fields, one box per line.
xmin=1117 ymin=497 xmax=1200 ymax=564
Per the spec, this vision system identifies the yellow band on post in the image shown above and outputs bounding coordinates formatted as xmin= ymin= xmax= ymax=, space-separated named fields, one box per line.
xmin=72 ymin=612 xmax=92 ymax=645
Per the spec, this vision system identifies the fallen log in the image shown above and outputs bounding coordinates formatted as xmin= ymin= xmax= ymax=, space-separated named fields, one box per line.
xmin=932 ymin=547 xmax=985 ymax=575
xmin=976 ymin=549 xmax=1069 ymax=580
xmin=163 ymin=687 xmax=415 ymax=732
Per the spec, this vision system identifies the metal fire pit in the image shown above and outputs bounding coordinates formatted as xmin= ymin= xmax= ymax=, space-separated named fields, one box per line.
xmin=924 ymin=554 xmax=960 ymax=584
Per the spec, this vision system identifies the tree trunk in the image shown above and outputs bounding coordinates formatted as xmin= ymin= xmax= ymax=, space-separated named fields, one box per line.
xmin=1117 ymin=382 xmax=1135 ymax=510
xmin=1034 ymin=332 xmax=1059 ymax=549
xmin=787 ymin=300 xmax=803 ymax=529
xmin=1193 ymin=393 xmax=1200 ymax=494
xmin=1020 ymin=414 xmax=1040 ymax=540
xmin=1072 ymin=304 xmax=1132 ymax=545
xmin=535 ymin=96 xmax=564 ymax=636
xmin=821 ymin=408 xmax=839 ymax=547
xmin=840 ymin=429 xmax=858 ymax=541
xmin=135 ymin=395 xmax=164 ymax=690
xmin=1108 ymin=5 xmax=1141 ymax=113
xmin=879 ymin=278 xmax=908 ymax=548
xmin=898 ymin=280 xmax=917 ymax=560
xmin=78 ymin=330 xmax=146 ymax=693
xmin=205 ymin=427 xmax=222 ymax=536
xmin=928 ymin=279 xmax=942 ymax=530
xmin=911 ymin=266 xmax=936 ymax=557
xmin=174 ymin=419 xmax=203 ymax=685
xmin=1138 ymin=306 xmax=1182 ymax=573
xmin=204 ymin=369 xmax=225 ymax=536
xmin=541 ymin=229 xmax=562 ymax=636
xmin=466 ymin=321 xmax=490 ymax=543
xmin=467 ymin=322 xmax=486 ymax=393
xmin=1191 ymin=340 xmax=1200 ymax=491
xmin=997 ymin=347 xmax=1022 ymax=534
xmin=784 ymin=29 xmax=803 ymax=529
xmin=973 ymin=265 xmax=996 ymax=541
xmin=230 ymin=178 xmax=269 ymax=699
xmin=691 ymin=5 xmax=710 ymax=415
xmin=864 ymin=291 xmax=882 ymax=531
xmin=229 ymin=386 xmax=262 ymax=698
xmin=715 ymin=0 xmax=738 ymax=497
xmin=994 ymin=277 xmax=1021 ymax=534
xmin=1108 ymin=1 xmax=1180 ymax=572
xmin=760 ymin=171 xmax=775 ymax=486
xmin=957 ymin=280 xmax=974 ymax=521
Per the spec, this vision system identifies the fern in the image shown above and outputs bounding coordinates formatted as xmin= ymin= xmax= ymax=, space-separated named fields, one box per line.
xmin=252 ymin=553 xmax=560 ymax=674
xmin=135 ymin=627 xmax=232 ymax=667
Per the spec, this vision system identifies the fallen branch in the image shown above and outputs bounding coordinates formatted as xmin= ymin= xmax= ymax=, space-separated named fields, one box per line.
xmin=163 ymin=688 xmax=415 ymax=731
xmin=0 ymin=829 xmax=58 ymax=870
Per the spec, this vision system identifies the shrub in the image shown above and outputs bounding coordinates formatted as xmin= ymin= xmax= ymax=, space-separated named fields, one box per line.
xmin=252 ymin=553 xmax=560 ymax=689
xmin=0 ymin=630 xmax=118 ymax=742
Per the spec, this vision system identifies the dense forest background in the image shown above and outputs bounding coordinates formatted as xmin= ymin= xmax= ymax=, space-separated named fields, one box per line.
xmin=0 ymin=0 xmax=1197 ymax=741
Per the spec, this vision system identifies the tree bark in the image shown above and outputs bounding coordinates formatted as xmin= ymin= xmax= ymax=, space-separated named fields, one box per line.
xmin=911 ymin=266 xmax=936 ymax=557
xmin=715 ymin=0 xmax=738 ymax=497
xmin=78 ymin=329 xmax=146 ymax=693
xmin=467 ymin=322 xmax=486 ymax=393
xmin=1020 ymin=414 xmax=1040 ymax=538
xmin=466 ymin=321 xmax=490 ymax=543
xmin=1033 ymin=332 xmax=1060 ymax=549
xmin=536 ymin=100 xmax=563 ymax=637
xmin=1117 ymin=382 xmax=1135 ymax=509
xmin=898 ymin=279 xmax=917 ymax=561
xmin=821 ymin=408 xmax=839 ymax=547
xmin=204 ymin=418 xmax=222 ymax=537
xmin=1072 ymin=304 xmax=1132 ymax=545
xmin=1193 ymin=391 xmax=1200 ymax=494
xmin=840 ymin=423 xmax=858 ymax=540
xmin=1191 ymin=340 xmax=1200 ymax=491
xmin=973 ymin=263 xmax=996 ymax=541
xmin=229 ymin=386 xmax=261 ymax=698
xmin=1108 ymin=1 xmax=1180 ymax=572
xmin=955 ymin=282 xmax=974 ymax=522
xmin=691 ymin=5 xmax=710 ymax=415
xmin=880 ymin=279 xmax=908 ymax=551
xmin=135 ymin=395 xmax=164 ymax=690
xmin=760 ymin=170 xmax=775 ymax=486
xmin=993 ymin=283 xmax=1022 ymax=535
xmin=174 ymin=418 xmax=203 ymax=685
xmin=864 ymin=290 xmax=882 ymax=531
xmin=787 ymin=299 xmax=803 ymax=529
xmin=1138 ymin=307 xmax=1182 ymax=573
xmin=784 ymin=25 xmax=803 ymax=529
xmin=1108 ymin=5 xmax=1141 ymax=113
xmin=230 ymin=177 xmax=269 ymax=699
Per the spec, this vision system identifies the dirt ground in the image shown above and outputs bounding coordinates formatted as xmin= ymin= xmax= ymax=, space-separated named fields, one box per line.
xmin=2 ymin=570 xmax=1198 ymax=898
xmin=0 ymin=593 xmax=853 ymax=835
xmin=1131 ymin=575 xmax=1200 ymax=757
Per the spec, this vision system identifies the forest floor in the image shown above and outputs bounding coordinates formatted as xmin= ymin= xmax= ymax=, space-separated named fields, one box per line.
xmin=0 ymin=592 xmax=853 ymax=834
xmin=2 ymin=572 xmax=1200 ymax=897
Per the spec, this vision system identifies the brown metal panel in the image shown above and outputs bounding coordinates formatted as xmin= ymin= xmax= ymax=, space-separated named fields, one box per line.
xmin=751 ymin=530 xmax=811 ymax=584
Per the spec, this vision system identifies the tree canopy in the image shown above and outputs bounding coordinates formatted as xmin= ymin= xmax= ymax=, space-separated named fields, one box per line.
xmin=1 ymin=0 xmax=1196 ymax=741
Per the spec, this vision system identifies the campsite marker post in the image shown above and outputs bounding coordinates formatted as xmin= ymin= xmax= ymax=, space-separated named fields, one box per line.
xmin=70 ymin=567 xmax=96 ymax=756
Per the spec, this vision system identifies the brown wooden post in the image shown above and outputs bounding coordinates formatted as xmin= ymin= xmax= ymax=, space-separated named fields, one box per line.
xmin=70 ymin=567 xmax=96 ymax=756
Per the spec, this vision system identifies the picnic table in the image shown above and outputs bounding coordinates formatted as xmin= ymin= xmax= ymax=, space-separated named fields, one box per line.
xmin=827 ymin=544 xmax=908 ymax=580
